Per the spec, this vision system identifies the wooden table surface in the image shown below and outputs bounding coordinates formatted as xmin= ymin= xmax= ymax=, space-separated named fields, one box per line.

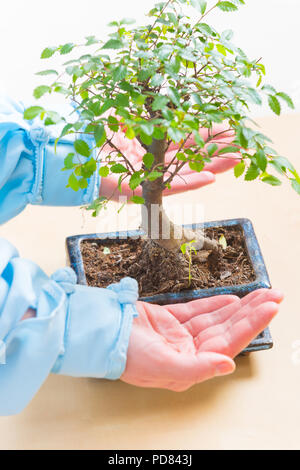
xmin=0 ymin=114 xmax=299 ymax=450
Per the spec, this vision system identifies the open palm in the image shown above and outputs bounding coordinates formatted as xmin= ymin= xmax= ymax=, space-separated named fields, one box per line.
xmin=121 ymin=288 xmax=283 ymax=391
xmin=100 ymin=124 xmax=239 ymax=200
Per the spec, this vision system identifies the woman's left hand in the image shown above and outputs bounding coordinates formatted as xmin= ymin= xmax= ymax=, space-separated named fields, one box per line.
xmin=121 ymin=289 xmax=283 ymax=391
xmin=99 ymin=124 xmax=240 ymax=200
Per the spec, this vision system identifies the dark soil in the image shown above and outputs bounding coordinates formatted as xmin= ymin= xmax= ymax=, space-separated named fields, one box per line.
xmin=81 ymin=225 xmax=256 ymax=297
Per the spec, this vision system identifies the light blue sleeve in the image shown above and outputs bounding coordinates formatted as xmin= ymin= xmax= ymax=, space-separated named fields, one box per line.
xmin=0 ymin=95 xmax=100 ymax=225
xmin=0 ymin=237 xmax=138 ymax=416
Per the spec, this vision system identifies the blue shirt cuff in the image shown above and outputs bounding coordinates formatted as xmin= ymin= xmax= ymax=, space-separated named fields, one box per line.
xmin=0 ymin=96 xmax=101 ymax=225
xmin=0 ymin=236 xmax=139 ymax=415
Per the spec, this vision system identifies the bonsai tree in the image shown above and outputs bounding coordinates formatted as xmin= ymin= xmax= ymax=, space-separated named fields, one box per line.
xmin=26 ymin=0 xmax=299 ymax=256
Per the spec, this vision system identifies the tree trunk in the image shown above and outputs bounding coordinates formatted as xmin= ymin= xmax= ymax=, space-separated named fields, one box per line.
xmin=141 ymin=138 xmax=218 ymax=253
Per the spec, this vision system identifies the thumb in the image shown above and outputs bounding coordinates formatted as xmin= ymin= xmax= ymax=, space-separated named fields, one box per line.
xmin=195 ymin=352 xmax=236 ymax=383
xmin=168 ymin=351 xmax=236 ymax=385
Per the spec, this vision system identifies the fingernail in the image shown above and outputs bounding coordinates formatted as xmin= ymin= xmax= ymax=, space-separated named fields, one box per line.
xmin=272 ymin=289 xmax=284 ymax=303
xmin=215 ymin=362 xmax=233 ymax=377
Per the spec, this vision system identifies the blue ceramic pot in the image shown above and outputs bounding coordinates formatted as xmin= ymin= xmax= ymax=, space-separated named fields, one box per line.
xmin=66 ymin=218 xmax=273 ymax=354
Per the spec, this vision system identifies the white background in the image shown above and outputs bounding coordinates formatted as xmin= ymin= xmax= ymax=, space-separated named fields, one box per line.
xmin=0 ymin=0 xmax=299 ymax=115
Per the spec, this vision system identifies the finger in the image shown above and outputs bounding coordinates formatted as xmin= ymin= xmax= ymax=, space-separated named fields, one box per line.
xmin=100 ymin=174 xmax=143 ymax=199
xmin=165 ymin=351 xmax=235 ymax=390
xmin=167 ymin=155 xmax=240 ymax=177
xmin=163 ymin=171 xmax=215 ymax=195
xmin=167 ymin=125 xmax=235 ymax=152
xmin=203 ymin=155 xmax=241 ymax=174
xmin=184 ymin=298 xmax=241 ymax=337
xmin=240 ymin=288 xmax=270 ymax=306
xmin=197 ymin=301 xmax=280 ymax=358
xmin=195 ymin=289 xmax=283 ymax=345
xmin=220 ymin=289 xmax=284 ymax=335
xmin=242 ymin=288 xmax=284 ymax=308
xmin=166 ymin=295 xmax=239 ymax=323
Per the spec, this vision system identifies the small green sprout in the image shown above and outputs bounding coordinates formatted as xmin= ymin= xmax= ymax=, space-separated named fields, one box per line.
xmin=219 ymin=234 xmax=228 ymax=250
xmin=103 ymin=247 xmax=111 ymax=255
xmin=181 ymin=239 xmax=197 ymax=286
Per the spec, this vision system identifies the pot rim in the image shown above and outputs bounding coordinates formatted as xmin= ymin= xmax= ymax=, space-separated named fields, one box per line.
xmin=66 ymin=218 xmax=273 ymax=354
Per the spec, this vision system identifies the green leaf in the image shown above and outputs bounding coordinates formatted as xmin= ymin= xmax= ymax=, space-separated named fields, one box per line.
xmin=261 ymin=175 xmax=282 ymax=186
xmin=108 ymin=116 xmax=119 ymax=132
xmin=207 ymin=143 xmax=218 ymax=157
xmin=246 ymin=87 xmax=262 ymax=105
xmin=191 ymin=0 xmax=207 ymax=14
xmin=217 ymin=2 xmax=238 ymax=12
xmin=276 ymin=92 xmax=295 ymax=109
xmin=41 ymin=47 xmax=57 ymax=59
xmin=103 ymin=247 xmax=111 ymax=255
xmin=45 ymin=110 xmax=62 ymax=125
xmin=68 ymin=173 xmax=80 ymax=191
xmin=262 ymin=84 xmax=277 ymax=94
xmin=140 ymin=122 xmax=154 ymax=137
xmin=36 ymin=69 xmax=58 ymax=76
xmin=180 ymin=243 xmax=187 ymax=255
xmin=221 ymin=29 xmax=234 ymax=41
xmin=60 ymin=43 xmax=75 ymax=55
xmin=168 ymin=87 xmax=181 ymax=107
xmin=153 ymin=127 xmax=166 ymax=140
xmin=216 ymin=44 xmax=227 ymax=56
xmin=94 ymin=124 xmax=105 ymax=145
xmin=268 ymin=95 xmax=281 ymax=116
xmin=152 ymin=95 xmax=169 ymax=111
xmin=219 ymin=234 xmax=227 ymax=250
xmin=129 ymin=172 xmax=143 ymax=190
xmin=113 ymin=64 xmax=127 ymax=82
xmin=167 ymin=12 xmax=178 ymax=25
xmin=147 ymin=171 xmax=163 ymax=181
xmin=189 ymin=161 xmax=205 ymax=172
xmin=120 ymin=18 xmax=136 ymax=25
xmin=99 ymin=166 xmax=110 ymax=178
xmin=125 ymin=127 xmax=135 ymax=140
xmin=131 ymin=196 xmax=145 ymax=204
xmin=99 ymin=99 xmax=114 ymax=115
xmin=115 ymin=93 xmax=129 ymax=108
xmin=255 ymin=149 xmax=267 ymax=172
xmin=143 ymin=153 xmax=154 ymax=169
xmin=64 ymin=153 xmax=75 ymax=170
xmin=176 ymin=153 xmax=187 ymax=162
xmin=102 ymin=39 xmax=123 ymax=50
xmin=74 ymin=140 xmax=91 ymax=157
xmin=291 ymin=179 xmax=300 ymax=195
xmin=197 ymin=23 xmax=214 ymax=36
xmin=140 ymin=131 xmax=153 ymax=146
xmin=245 ymin=163 xmax=260 ymax=181
xmin=272 ymin=156 xmax=295 ymax=173
xmin=23 ymin=106 xmax=44 ymax=120
xmin=85 ymin=36 xmax=99 ymax=46
xmin=236 ymin=127 xmax=249 ymax=149
xmin=168 ymin=127 xmax=185 ymax=143
xmin=234 ymin=160 xmax=245 ymax=178
xmin=111 ymin=164 xmax=127 ymax=174
xmin=157 ymin=44 xmax=173 ymax=60
xmin=108 ymin=21 xmax=119 ymax=27
xmin=81 ymin=158 xmax=97 ymax=177
xmin=33 ymin=85 xmax=51 ymax=99
xmin=79 ymin=178 xmax=88 ymax=189
xmin=218 ymin=145 xmax=240 ymax=155
xmin=150 ymin=74 xmax=164 ymax=87
xmin=194 ymin=133 xmax=205 ymax=148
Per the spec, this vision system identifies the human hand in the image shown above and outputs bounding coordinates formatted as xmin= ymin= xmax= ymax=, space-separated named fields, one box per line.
xmin=121 ymin=289 xmax=283 ymax=391
xmin=99 ymin=124 xmax=239 ymax=200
